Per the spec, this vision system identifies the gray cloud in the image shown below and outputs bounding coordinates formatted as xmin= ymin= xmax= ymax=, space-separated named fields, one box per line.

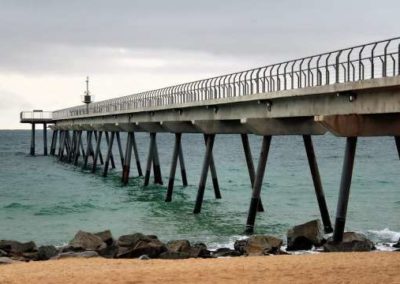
xmin=1 ymin=0 xmax=399 ymax=74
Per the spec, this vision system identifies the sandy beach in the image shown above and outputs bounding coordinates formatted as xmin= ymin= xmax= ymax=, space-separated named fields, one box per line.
xmin=0 ymin=252 xmax=399 ymax=284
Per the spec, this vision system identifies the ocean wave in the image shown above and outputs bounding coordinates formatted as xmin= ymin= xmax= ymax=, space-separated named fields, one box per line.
xmin=367 ymin=228 xmax=400 ymax=242
xmin=34 ymin=202 xmax=97 ymax=216
xmin=3 ymin=202 xmax=33 ymax=209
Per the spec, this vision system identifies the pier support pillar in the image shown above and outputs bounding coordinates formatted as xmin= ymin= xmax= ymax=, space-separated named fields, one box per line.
xmin=165 ymin=133 xmax=182 ymax=202
xmin=103 ymin=132 xmax=115 ymax=177
xmin=203 ymin=135 xmax=221 ymax=199
xmin=50 ymin=130 xmax=58 ymax=156
xmin=132 ymin=132 xmax=143 ymax=176
xmin=43 ymin=123 xmax=48 ymax=156
xmin=245 ymin=135 xmax=272 ymax=234
xmin=73 ymin=131 xmax=82 ymax=166
xmin=105 ymin=132 xmax=116 ymax=169
xmin=194 ymin=134 xmax=216 ymax=214
xmin=333 ymin=137 xmax=358 ymax=243
xmin=30 ymin=123 xmax=35 ymax=156
xmin=303 ymin=135 xmax=333 ymax=233
xmin=94 ymin=131 xmax=104 ymax=165
xmin=178 ymin=145 xmax=188 ymax=187
xmin=116 ymin=132 xmax=124 ymax=168
xmin=241 ymin=134 xmax=264 ymax=212
xmin=152 ymin=133 xmax=163 ymax=185
xmin=144 ymin=133 xmax=162 ymax=186
xmin=83 ymin=131 xmax=93 ymax=169
xmin=122 ymin=132 xmax=133 ymax=185
xmin=92 ymin=131 xmax=103 ymax=173
xmin=395 ymin=136 xmax=400 ymax=160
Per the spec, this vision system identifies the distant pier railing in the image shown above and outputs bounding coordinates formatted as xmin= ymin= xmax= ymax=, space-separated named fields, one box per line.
xmin=53 ymin=37 xmax=400 ymax=120
xmin=20 ymin=110 xmax=53 ymax=123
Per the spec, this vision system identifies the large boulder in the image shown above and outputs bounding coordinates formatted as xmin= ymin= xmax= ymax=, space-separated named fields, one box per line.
xmin=0 ymin=257 xmax=17 ymax=265
xmin=0 ymin=249 xmax=8 ymax=257
xmin=94 ymin=230 xmax=114 ymax=246
xmin=0 ymin=240 xmax=37 ymax=255
xmin=166 ymin=240 xmax=191 ymax=254
xmin=117 ymin=233 xmax=147 ymax=247
xmin=323 ymin=232 xmax=375 ymax=252
xmin=116 ymin=233 xmax=166 ymax=258
xmin=235 ymin=235 xmax=283 ymax=256
xmin=212 ymin=248 xmax=241 ymax=257
xmin=393 ymin=238 xmax=400 ymax=248
xmin=287 ymin=220 xmax=324 ymax=251
xmin=36 ymin=245 xmax=59 ymax=261
xmin=190 ymin=242 xmax=211 ymax=258
xmin=97 ymin=244 xmax=119 ymax=259
xmin=69 ymin=231 xmax=106 ymax=251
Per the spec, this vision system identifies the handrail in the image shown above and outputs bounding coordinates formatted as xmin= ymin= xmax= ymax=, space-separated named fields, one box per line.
xmin=53 ymin=37 xmax=400 ymax=120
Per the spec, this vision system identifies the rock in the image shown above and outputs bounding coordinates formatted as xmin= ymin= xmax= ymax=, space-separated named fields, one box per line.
xmin=21 ymin=251 xmax=38 ymax=261
xmin=159 ymin=251 xmax=190 ymax=259
xmin=190 ymin=243 xmax=211 ymax=258
xmin=393 ymin=239 xmax=400 ymax=248
xmin=94 ymin=230 xmax=114 ymax=246
xmin=116 ymin=234 xmax=166 ymax=258
xmin=0 ymin=249 xmax=8 ymax=257
xmin=323 ymin=232 xmax=375 ymax=252
xmin=117 ymin=233 xmax=147 ymax=247
xmin=56 ymin=251 xmax=99 ymax=259
xmin=233 ymin=239 xmax=247 ymax=255
xmin=60 ymin=245 xmax=85 ymax=253
xmin=166 ymin=240 xmax=191 ymax=253
xmin=139 ymin=255 xmax=151 ymax=260
xmin=241 ymin=235 xmax=283 ymax=256
xmin=287 ymin=220 xmax=324 ymax=251
xmin=36 ymin=245 xmax=59 ymax=261
xmin=97 ymin=244 xmax=118 ymax=259
xmin=69 ymin=231 xmax=106 ymax=251
xmin=0 ymin=240 xmax=37 ymax=255
xmin=0 ymin=257 xmax=16 ymax=265
xmin=212 ymin=248 xmax=241 ymax=257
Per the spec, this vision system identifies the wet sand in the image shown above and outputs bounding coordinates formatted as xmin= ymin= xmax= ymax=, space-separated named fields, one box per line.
xmin=0 ymin=252 xmax=399 ymax=284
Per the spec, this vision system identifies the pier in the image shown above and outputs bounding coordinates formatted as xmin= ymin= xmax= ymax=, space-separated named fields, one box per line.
xmin=20 ymin=37 xmax=400 ymax=242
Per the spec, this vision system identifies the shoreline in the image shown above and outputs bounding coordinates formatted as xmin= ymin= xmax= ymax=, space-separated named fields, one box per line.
xmin=1 ymin=252 xmax=399 ymax=283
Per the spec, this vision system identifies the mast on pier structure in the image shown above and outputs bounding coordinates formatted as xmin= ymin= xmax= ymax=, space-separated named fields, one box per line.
xmin=82 ymin=76 xmax=93 ymax=114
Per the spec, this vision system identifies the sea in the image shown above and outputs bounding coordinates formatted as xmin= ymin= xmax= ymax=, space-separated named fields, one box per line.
xmin=0 ymin=130 xmax=399 ymax=250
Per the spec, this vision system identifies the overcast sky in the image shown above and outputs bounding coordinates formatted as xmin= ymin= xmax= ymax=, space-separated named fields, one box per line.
xmin=1 ymin=0 xmax=399 ymax=129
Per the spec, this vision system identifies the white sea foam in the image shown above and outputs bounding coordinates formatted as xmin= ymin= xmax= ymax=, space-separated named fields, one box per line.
xmin=367 ymin=228 xmax=400 ymax=243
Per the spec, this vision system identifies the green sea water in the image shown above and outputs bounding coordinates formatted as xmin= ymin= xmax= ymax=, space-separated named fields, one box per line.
xmin=0 ymin=130 xmax=399 ymax=247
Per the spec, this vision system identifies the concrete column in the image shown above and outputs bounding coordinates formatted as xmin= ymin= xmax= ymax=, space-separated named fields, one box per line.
xmin=30 ymin=123 xmax=35 ymax=156
xmin=333 ymin=137 xmax=357 ymax=242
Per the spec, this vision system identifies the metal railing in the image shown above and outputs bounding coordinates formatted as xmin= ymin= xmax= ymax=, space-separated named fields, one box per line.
xmin=53 ymin=37 xmax=400 ymax=120
xmin=20 ymin=111 xmax=53 ymax=121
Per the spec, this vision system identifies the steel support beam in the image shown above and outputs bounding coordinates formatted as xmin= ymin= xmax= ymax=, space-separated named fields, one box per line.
xmin=30 ymin=123 xmax=35 ymax=156
xmin=178 ymin=145 xmax=188 ymax=186
xmin=122 ymin=132 xmax=133 ymax=185
xmin=241 ymin=134 xmax=264 ymax=212
xmin=165 ymin=133 xmax=182 ymax=202
xmin=92 ymin=131 xmax=103 ymax=173
xmin=103 ymin=132 xmax=115 ymax=177
xmin=303 ymin=135 xmax=333 ymax=233
xmin=43 ymin=123 xmax=48 ymax=156
xmin=194 ymin=134 xmax=216 ymax=214
xmin=333 ymin=137 xmax=358 ymax=242
xmin=245 ymin=135 xmax=272 ymax=234
xmin=203 ymin=135 xmax=221 ymax=199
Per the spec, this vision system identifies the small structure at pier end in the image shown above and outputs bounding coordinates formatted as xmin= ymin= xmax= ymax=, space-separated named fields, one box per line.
xmin=20 ymin=37 xmax=400 ymax=244
xmin=20 ymin=110 xmax=53 ymax=156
